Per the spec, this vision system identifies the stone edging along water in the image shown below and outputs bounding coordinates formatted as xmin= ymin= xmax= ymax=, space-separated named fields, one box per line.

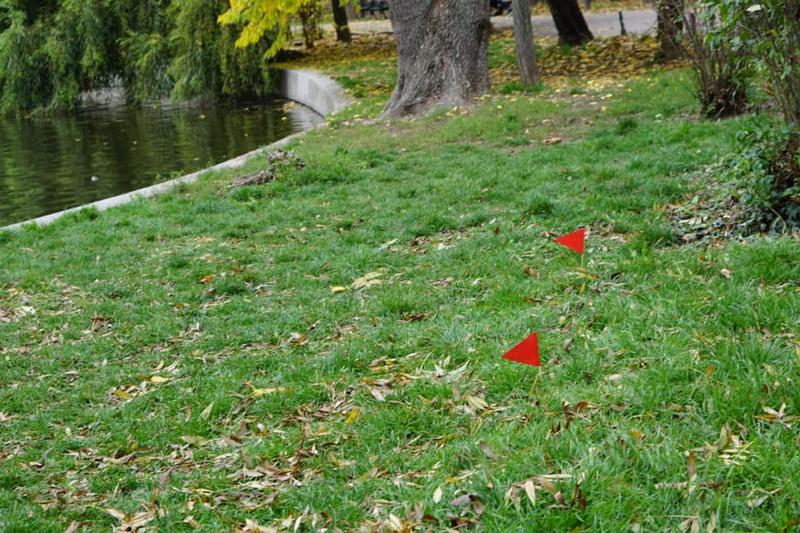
xmin=1 ymin=69 xmax=350 ymax=232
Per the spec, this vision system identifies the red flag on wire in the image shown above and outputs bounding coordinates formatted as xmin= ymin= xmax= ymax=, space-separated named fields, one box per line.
xmin=555 ymin=228 xmax=585 ymax=255
xmin=502 ymin=332 xmax=541 ymax=367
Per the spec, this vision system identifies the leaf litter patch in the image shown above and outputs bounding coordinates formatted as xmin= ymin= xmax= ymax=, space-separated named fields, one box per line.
xmin=669 ymin=165 xmax=800 ymax=243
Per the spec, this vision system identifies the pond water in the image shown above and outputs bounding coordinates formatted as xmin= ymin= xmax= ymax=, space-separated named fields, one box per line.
xmin=0 ymin=97 xmax=322 ymax=227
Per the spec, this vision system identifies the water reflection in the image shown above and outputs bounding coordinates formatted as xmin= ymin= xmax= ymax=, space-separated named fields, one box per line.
xmin=0 ymin=97 xmax=322 ymax=226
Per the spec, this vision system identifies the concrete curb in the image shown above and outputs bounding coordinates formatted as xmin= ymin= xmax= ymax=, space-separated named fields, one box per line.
xmin=2 ymin=68 xmax=349 ymax=233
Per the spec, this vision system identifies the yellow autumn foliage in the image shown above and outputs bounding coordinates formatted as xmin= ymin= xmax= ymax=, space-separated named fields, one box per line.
xmin=219 ymin=0 xmax=312 ymax=57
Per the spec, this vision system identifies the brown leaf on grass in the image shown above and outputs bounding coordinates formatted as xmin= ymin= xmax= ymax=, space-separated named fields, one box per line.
xmin=522 ymin=265 xmax=539 ymax=278
xmin=180 ymin=436 xmax=205 ymax=446
xmin=479 ymin=441 xmax=499 ymax=461
xmin=199 ymin=402 xmax=214 ymax=419
xmin=680 ymin=516 xmax=701 ymax=533
xmin=543 ymin=136 xmax=563 ymax=145
xmin=523 ymin=480 xmax=537 ymax=506
xmin=756 ymin=403 xmax=795 ymax=428
xmin=401 ymin=312 xmax=429 ymax=322
xmin=706 ymin=512 xmax=718 ymax=532
xmin=106 ymin=509 xmax=155 ymax=532
xmin=90 ymin=316 xmax=112 ymax=331
xmin=433 ymin=486 xmax=443 ymax=503
xmin=286 ymin=332 xmax=308 ymax=347
xmin=183 ymin=516 xmax=201 ymax=529
xmin=746 ymin=488 xmax=779 ymax=509
xmin=199 ymin=274 xmax=216 ymax=284
xmin=571 ymin=484 xmax=587 ymax=510
xmin=64 ymin=521 xmax=81 ymax=533
xmin=464 ymin=394 xmax=489 ymax=412
xmin=507 ymin=476 xmax=574 ymax=509
xmin=449 ymin=493 xmax=485 ymax=516
xmin=0 ymin=306 xmax=11 ymax=323
xmin=720 ymin=268 xmax=732 ymax=279
xmin=237 ymin=519 xmax=277 ymax=533
xmin=369 ymin=387 xmax=386 ymax=402
xmin=351 ymin=271 xmax=383 ymax=290
xmin=687 ymin=452 xmax=697 ymax=485
xmin=537 ymin=476 xmax=566 ymax=505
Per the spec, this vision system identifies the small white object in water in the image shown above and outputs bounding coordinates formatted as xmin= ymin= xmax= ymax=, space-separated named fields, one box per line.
xmin=91 ymin=176 xmax=100 ymax=182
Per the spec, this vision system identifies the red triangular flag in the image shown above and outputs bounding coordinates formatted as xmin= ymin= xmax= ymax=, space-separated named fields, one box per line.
xmin=502 ymin=332 xmax=541 ymax=367
xmin=555 ymin=228 xmax=585 ymax=255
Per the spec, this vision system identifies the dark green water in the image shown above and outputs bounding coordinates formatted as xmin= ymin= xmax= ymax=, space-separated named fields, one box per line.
xmin=0 ymin=97 xmax=322 ymax=226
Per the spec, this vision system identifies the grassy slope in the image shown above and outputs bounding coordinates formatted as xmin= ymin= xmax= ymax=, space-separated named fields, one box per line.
xmin=2 ymin=51 xmax=800 ymax=531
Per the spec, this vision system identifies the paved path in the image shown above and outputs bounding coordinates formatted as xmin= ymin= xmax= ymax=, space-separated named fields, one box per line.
xmin=329 ymin=9 xmax=656 ymax=38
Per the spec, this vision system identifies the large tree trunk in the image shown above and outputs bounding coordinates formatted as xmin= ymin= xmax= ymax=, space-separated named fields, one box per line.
xmin=545 ymin=0 xmax=594 ymax=46
xmin=331 ymin=0 xmax=352 ymax=42
xmin=384 ymin=0 xmax=490 ymax=117
xmin=513 ymin=0 xmax=539 ymax=85
xmin=657 ymin=0 xmax=684 ymax=60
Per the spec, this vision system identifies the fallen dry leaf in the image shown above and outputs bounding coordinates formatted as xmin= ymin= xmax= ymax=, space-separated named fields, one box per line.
xmin=479 ymin=441 xmax=499 ymax=461
xmin=106 ymin=509 xmax=155 ymax=532
xmin=345 ymin=407 xmax=360 ymax=424
xmin=351 ymin=271 xmax=383 ymax=290
xmin=746 ymin=488 xmax=779 ymax=509
xmin=523 ymin=480 xmax=537 ymax=506
xmin=239 ymin=519 xmax=277 ymax=533
xmin=252 ymin=386 xmax=287 ymax=398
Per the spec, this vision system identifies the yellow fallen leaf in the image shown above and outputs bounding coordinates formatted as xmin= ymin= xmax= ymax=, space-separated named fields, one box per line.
xmin=180 ymin=436 xmax=205 ymax=446
xmin=351 ymin=271 xmax=383 ymax=290
xmin=252 ymin=386 xmax=286 ymax=398
xmin=330 ymin=286 xmax=348 ymax=294
xmin=345 ymin=407 xmax=360 ymax=424
xmin=150 ymin=375 xmax=170 ymax=384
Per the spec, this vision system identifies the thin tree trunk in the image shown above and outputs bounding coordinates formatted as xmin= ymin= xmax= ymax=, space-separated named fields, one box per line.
xmin=545 ymin=0 xmax=593 ymax=46
xmin=513 ymin=0 xmax=539 ymax=85
xmin=657 ymin=0 xmax=684 ymax=60
xmin=331 ymin=0 xmax=352 ymax=42
xmin=384 ymin=0 xmax=491 ymax=117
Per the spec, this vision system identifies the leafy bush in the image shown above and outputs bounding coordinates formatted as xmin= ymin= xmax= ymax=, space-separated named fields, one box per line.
xmin=715 ymin=0 xmax=800 ymax=187
xmin=720 ymin=126 xmax=800 ymax=231
xmin=683 ymin=2 xmax=749 ymax=118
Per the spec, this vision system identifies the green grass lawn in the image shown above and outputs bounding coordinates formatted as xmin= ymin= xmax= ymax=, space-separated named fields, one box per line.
xmin=2 ymin=63 xmax=800 ymax=531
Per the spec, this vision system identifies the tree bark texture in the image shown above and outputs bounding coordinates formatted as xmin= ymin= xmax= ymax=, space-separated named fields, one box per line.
xmin=512 ymin=0 xmax=539 ymax=85
xmin=657 ymin=0 xmax=684 ymax=60
xmin=331 ymin=0 xmax=352 ymax=42
xmin=384 ymin=0 xmax=491 ymax=117
xmin=545 ymin=0 xmax=594 ymax=46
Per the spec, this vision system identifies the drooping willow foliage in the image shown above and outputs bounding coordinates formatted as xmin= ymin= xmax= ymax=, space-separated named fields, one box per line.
xmin=0 ymin=0 xmax=276 ymax=113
